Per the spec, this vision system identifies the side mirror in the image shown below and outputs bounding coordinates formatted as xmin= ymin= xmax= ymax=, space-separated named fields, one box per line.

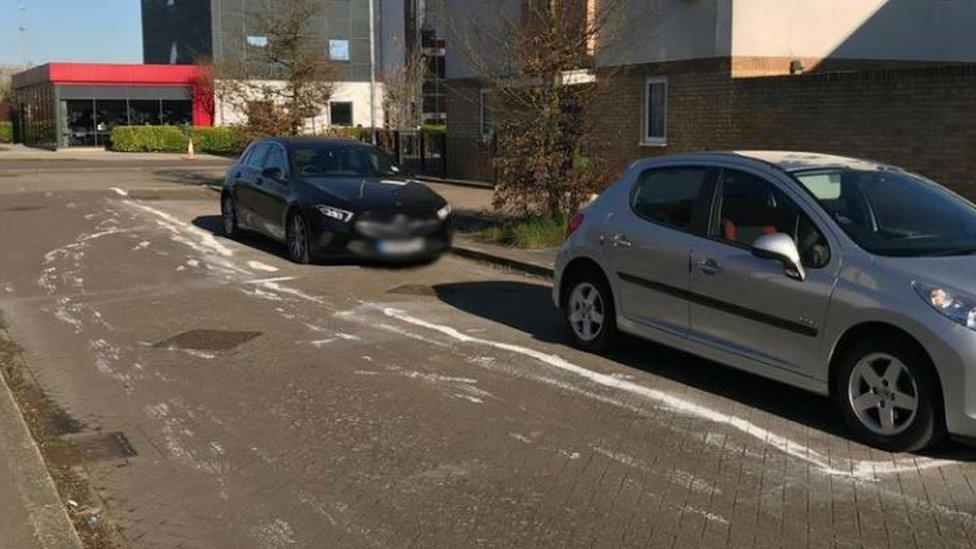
xmin=751 ymin=233 xmax=806 ymax=281
xmin=262 ymin=167 xmax=285 ymax=181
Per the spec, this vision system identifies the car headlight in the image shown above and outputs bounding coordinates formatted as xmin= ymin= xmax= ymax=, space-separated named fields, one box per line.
xmin=914 ymin=281 xmax=976 ymax=330
xmin=437 ymin=204 xmax=452 ymax=221
xmin=316 ymin=205 xmax=354 ymax=223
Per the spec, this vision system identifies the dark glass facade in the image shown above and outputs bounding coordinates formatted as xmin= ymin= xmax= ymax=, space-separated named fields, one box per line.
xmin=142 ymin=0 xmax=379 ymax=82
xmin=142 ymin=0 xmax=214 ymax=64
xmin=13 ymin=84 xmax=57 ymax=149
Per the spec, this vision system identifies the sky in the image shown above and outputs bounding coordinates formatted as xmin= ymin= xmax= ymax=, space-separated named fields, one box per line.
xmin=0 ymin=0 xmax=142 ymax=67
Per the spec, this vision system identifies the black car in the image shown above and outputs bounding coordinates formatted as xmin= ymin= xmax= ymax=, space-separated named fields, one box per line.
xmin=220 ymin=138 xmax=454 ymax=263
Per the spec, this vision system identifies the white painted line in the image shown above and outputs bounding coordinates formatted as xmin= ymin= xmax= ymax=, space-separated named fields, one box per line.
xmin=380 ymin=307 xmax=962 ymax=479
xmin=243 ymin=277 xmax=297 ymax=285
xmin=247 ymin=260 xmax=279 ymax=273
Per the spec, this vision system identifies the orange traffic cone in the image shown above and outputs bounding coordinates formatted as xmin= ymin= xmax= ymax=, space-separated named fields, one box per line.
xmin=186 ymin=138 xmax=196 ymax=161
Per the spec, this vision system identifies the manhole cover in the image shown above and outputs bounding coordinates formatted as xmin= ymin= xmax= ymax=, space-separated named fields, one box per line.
xmin=50 ymin=432 xmax=137 ymax=464
xmin=154 ymin=329 xmax=261 ymax=352
xmin=386 ymin=284 xmax=437 ymax=296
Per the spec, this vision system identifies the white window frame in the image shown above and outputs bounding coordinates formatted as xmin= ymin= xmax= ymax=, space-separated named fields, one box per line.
xmin=642 ymin=76 xmax=668 ymax=147
xmin=479 ymin=88 xmax=495 ymax=142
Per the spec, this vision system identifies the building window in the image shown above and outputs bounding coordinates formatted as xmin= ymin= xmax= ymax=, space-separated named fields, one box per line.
xmin=330 ymin=102 xmax=353 ymax=126
xmin=329 ymin=40 xmax=350 ymax=61
xmin=643 ymin=76 xmax=667 ymax=146
xmin=480 ymin=89 xmax=495 ymax=141
xmin=247 ymin=35 xmax=269 ymax=48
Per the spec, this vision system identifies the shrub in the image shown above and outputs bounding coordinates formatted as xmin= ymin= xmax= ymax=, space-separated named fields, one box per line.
xmin=0 ymin=122 xmax=12 ymax=144
xmin=476 ymin=213 xmax=569 ymax=249
xmin=110 ymin=125 xmax=188 ymax=153
xmin=191 ymin=127 xmax=244 ymax=155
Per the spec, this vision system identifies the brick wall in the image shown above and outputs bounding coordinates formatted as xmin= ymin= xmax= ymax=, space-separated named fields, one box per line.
xmin=447 ymin=62 xmax=976 ymax=198
xmin=591 ymin=63 xmax=976 ymax=198
xmin=445 ymin=79 xmax=498 ymax=181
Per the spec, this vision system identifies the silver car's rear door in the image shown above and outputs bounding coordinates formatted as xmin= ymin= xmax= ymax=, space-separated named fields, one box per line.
xmin=604 ymin=166 xmax=718 ymax=337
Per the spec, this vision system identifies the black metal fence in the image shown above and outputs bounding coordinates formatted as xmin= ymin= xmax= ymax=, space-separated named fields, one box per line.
xmin=369 ymin=129 xmax=497 ymax=184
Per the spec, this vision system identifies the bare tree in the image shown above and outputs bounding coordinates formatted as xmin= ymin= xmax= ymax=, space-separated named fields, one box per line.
xmin=382 ymin=46 xmax=427 ymax=131
xmin=448 ymin=0 xmax=630 ymax=216
xmin=216 ymin=0 xmax=337 ymax=137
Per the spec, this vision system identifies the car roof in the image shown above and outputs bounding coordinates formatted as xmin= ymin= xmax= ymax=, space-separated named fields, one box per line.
xmin=264 ymin=137 xmax=369 ymax=147
xmin=682 ymin=150 xmax=890 ymax=173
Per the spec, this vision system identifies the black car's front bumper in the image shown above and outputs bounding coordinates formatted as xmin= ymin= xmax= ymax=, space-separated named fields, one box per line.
xmin=309 ymin=208 xmax=454 ymax=262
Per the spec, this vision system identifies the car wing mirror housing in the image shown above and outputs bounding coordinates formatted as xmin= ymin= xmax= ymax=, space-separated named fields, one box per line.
xmin=751 ymin=233 xmax=806 ymax=281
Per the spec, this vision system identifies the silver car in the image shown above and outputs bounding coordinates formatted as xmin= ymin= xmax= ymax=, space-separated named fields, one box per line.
xmin=554 ymin=151 xmax=976 ymax=452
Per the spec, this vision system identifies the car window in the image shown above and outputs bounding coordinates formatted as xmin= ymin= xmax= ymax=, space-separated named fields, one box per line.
xmin=714 ymin=170 xmax=830 ymax=268
xmin=795 ymin=169 xmax=976 ymax=257
xmin=631 ymin=167 xmax=712 ymax=232
xmin=291 ymin=143 xmax=397 ymax=178
xmin=264 ymin=145 xmax=289 ymax=176
xmin=245 ymin=143 xmax=270 ymax=169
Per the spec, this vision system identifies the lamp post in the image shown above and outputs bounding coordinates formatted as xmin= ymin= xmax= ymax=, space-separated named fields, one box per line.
xmin=368 ymin=0 xmax=377 ymax=144
xmin=18 ymin=5 xmax=28 ymax=69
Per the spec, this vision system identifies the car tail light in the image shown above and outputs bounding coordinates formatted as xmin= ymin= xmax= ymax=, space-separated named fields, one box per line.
xmin=565 ymin=212 xmax=585 ymax=239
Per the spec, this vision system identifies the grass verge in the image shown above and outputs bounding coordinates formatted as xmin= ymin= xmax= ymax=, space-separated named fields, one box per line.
xmin=474 ymin=214 xmax=568 ymax=249
xmin=0 ymin=318 xmax=118 ymax=548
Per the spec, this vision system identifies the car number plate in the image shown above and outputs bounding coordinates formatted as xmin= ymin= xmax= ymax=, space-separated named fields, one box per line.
xmin=378 ymin=238 xmax=425 ymax=255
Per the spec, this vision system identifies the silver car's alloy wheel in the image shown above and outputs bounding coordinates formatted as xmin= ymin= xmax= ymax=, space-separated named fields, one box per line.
xmin=568 ymin=282 xmax=605 ymax=342
xmin=847 ymin=352 xmax=919 ymax=436
xmin=289 ymin=215 xmax=308 ymax=261
xmin=222 ymin=197 xmax=235 ymax=235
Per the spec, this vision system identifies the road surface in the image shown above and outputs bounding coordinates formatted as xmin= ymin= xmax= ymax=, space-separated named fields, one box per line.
xmin=1 ymin=164 xmax=975 ymax=547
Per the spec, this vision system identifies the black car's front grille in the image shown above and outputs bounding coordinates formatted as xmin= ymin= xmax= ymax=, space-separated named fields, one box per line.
xmin=355 ymin=210 xmax=443 ymax=238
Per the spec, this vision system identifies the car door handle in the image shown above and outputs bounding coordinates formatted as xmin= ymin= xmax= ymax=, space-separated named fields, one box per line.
xmin=697 ymin=258 xmax=721 ymax=274
xmin=611 ymin=234 xmax=632 ymax=248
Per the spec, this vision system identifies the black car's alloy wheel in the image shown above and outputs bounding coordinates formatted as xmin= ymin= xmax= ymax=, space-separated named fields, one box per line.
xmin=222 ymin=195 xmax=239 ymax=238
xmin=288 ymin=212 xmax=311 ymax=264
xmin=833 ymin=335 xmax=945 ymax=452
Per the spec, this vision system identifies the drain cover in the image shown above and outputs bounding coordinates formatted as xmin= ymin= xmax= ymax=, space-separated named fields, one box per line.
xmin=386 ymin=284 xmax=437 ymax=296
xmin=154 ymin=329 xmax=261 ymax=352
xmin=53 ymin=432 xmax=137 ymax=464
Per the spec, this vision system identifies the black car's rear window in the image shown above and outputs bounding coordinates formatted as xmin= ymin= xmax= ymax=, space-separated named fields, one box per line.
xmin=290 ymin=143 xmax=398 ymax=178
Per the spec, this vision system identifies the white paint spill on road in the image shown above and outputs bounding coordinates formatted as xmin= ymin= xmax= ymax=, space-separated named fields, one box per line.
xmin=247 ymin=260 xmax=279 ymax=273
xmin=125 ymin=200 xmax=234 ymax=257
xmin=681 ymin=506 xmax=729 ymax=525
xmin=379 ymin=307 xmax=960 ymax=480
xmin=109 ymin=187 xmax=129 ymax=197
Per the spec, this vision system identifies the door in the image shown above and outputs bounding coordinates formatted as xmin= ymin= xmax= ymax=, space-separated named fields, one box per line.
xmin=605 ymin=166 xmax=717 ymax=337
xmin=253 ymin=143 xmax=291 ymax=242
xmin=688 ymin=168 xmax=838 ymax=374
xmin=234 ymin=142 xmax=270 ymax=230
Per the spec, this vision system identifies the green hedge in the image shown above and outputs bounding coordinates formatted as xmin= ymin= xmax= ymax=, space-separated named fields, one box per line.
xmin=0 ymin=122 xmax=12 ymax=144
xmin=111 ymin=126 xmax=187 ymax=152
xmin=110 ymin=126 xmax=245 ymax=154
xmin=191 ymin=127 xmax=244 ymax=155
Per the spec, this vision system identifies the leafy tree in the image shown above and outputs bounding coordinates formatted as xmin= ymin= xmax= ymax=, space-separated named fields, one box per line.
xmin=448 ymin=0 xmax=631 ymax=215
xmin=216 ymin=0 xmax=338 ymax=137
